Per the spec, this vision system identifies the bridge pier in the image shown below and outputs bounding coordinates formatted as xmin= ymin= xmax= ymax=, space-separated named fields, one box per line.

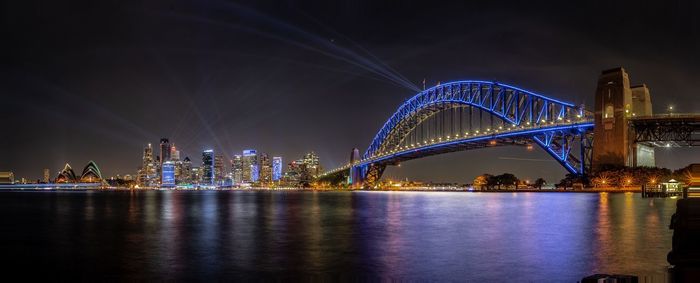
xmin=349 ymin=163 xmax=385 ymax=189
xmin=592 ymin=67 xmax=655 ymax=169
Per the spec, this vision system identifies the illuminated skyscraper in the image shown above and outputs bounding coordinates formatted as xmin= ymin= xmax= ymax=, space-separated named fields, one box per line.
xmin=202 ymin=150 xmax=215 ymax=186
xmin=139 ymin=143 xmax=157 ymax=186
xmin=259 ymin=153 xmax=272 ymax=184
xmin=242 ymin=149 xmax=258 ymax=183
xmin=159 ymin=138 xmax=171 ymax=166
xmin=181 ymin=157 xmax=192 ymax=184
xmin=214 ymin=154 xmax=224 ymax=184
xmin=161 ymin=161 xmax=175 ymax=187
xmin=43 ymin=168 xmax=50 ymax=183
xmin=231 ymin=155 xmax=243 ymax=184
xmin=272 ymin=157 xmax=282 ymax=181
xmin=171 ymin=144 xmax=180 ymax=161
xmin=303 ymin=151 xmax=322 ymax=176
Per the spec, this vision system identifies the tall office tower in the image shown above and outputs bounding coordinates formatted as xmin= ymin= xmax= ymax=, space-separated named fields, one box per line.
xmin=171 ymin=144 xmax=180 ymax=161
xmin=214 ymin=154 xmax=224 ymax=184
xmin=43 ymin=168 xmax=50 ymax=183
xmin=161 ymin=161 xmax=175 ymax=187
xmin=592 ymin=67 xmax=655 ymax=169
xmin=272 ymin=157 xmax=282 ymax=181
xmin=174 ymin=160 xmax=183 ymax=183
xmin=139 ymin=143 xmax=157 ymax=186
xmin=259 ymin=153 xmax=272 ymax=184
xmin=242 ymin=149 xmax=258 ymax=183
xmin=303 ymin=151 xmax=322 ymax=176
xmin=159 ymin=138 xmax=171 ymax=166
xmin=181 ymin=157 xmax=192 ymax=183
xmin=202 ymin=150 xmax=215 ymax=186
xmin=231 ymin=155 xmax=243 ymax=184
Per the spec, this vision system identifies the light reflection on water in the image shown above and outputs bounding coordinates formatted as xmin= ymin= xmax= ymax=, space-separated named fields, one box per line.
xmin=0 ymin=191 xmax=675 ymax=281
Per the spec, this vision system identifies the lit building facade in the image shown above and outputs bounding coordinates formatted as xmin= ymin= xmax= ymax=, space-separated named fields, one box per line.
xmin=0 ymin=172 xmax=14 ymax=184
xmin=202 ymin=150 xmax=215 ymax=186
xmin=43 ymin=168 xmax=50 ymax=183
xmin=170 ymin=144 xmax=180 ymax=161
xmin=181 ymin=157 xmax=192 ymax=184
xmin=242 ymin=149 xmax=258 ymax=183
xmin=139 ymin=143 xmax=157 ymax=186
xmin=272 ymin=157 xmax=282 ymax=181
xmin=160 ymin=138 xmax=171 ymax=165
xmin=231 ymin=155 xmax=243 ymax=184
xmin=214 ymin=154 xmax=224 ymax=184
xmin=161 ymin=161 xmax=175 ymax=187
xmin=54 ymin=162 xmax=103 ymax=183
xmin=259 ymin=153 xmax=272 ymax=184
xmin=303 ymin=151 xmax=322 ymax=176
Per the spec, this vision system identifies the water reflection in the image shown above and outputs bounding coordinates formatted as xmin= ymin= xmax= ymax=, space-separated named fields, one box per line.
xmin=0 ymin=191 xmax=676 ymax=281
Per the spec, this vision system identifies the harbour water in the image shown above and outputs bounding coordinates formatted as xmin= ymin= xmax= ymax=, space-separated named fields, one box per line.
xmin=0 ymin=190 xmax=675 ymax=281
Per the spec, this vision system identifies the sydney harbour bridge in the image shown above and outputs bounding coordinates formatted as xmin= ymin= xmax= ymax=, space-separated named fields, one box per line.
xmin=317 ymin=68 xmax=700 ymax=188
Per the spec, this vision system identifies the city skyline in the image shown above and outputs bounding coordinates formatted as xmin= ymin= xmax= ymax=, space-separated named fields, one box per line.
xmin=3 ymin=1 xmax=699 ymax=182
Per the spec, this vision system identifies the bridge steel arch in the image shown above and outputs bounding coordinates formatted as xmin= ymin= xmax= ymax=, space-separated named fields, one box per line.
xmin=320 ymin=81 xmax=594 ymax=188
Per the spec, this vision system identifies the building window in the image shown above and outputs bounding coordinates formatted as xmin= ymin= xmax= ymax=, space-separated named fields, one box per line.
xmin=604 ymin=105 xmax=614 ymax=119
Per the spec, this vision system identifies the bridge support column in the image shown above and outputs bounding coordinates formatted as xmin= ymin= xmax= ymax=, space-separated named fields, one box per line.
xmin=348 ymin=164 xmax=385 ymax=189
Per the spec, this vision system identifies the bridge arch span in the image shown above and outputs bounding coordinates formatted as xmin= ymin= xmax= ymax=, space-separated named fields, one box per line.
xmin=365 ymin=81 xmax=587 ymax=159
xmin=320 ymin=80 xmax=594 ymax=188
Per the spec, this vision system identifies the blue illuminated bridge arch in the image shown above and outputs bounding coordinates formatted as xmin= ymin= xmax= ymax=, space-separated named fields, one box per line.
xmin=319 ymin=80 xmax=595 ymax=187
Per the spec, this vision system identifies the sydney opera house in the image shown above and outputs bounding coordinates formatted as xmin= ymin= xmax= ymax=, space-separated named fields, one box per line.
xmin=54 ymin=161 xmax=104 ymax=183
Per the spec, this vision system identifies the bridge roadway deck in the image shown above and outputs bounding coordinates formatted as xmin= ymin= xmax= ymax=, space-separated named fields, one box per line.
xmin=322 ymin=121 xmax=593 ymax=177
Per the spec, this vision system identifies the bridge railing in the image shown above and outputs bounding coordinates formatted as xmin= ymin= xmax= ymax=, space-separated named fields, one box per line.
xmin=630 ymin=113 xmax=700 ymax=120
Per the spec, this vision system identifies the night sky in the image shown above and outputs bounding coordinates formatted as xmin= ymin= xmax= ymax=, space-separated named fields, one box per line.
xmin=3 ymin=0 xmax=699 ymax=183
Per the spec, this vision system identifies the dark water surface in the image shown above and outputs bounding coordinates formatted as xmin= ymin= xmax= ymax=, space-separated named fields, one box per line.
xmin=0 ymin=191 xmax=675 ymax=281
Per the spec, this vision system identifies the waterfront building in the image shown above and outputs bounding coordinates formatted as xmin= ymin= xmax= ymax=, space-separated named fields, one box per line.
xmin=159 ymin=138 xmax=171 ymax=171
xmin=54 ymin=162 xmax=103 ymax=183
xmin=272 ymin=157 xmax=282 ymax=181
xmin=223 ymin=173 xmax=234 ymax=187
xmin=231 ymin=155 xmax=243 ymax=184
xmin=191 ymin=166 xmax=201 ymax=185
xmin=43 ymin=168 xmax=50 ymax=183
xmin=214 ymin=154 xmax=224 ymax=184
xmin=55 ymin=164 xmax=77 ymax=183
xmin=283 ymin=152 xmax=322 ymax=185
xmin=0 ymin=172 xmax=14 ymax=184
xmin=285 ymin=159 xmax=308 ymax=185
xmin=259 ymin=153 xmax=272 ymax=184
xmin=161 ymin=161 xmax=175 ymax=187
xmin=139 ymin=143 xmax=157 ymax=186
xmin=202 ymin=150 xmax=215 ymax=186
xmin=171 ymin=144 xmax=180 ymax=161
xmin=303 ymin=151 xmax=322 ymax=176
xmin=79 ymin=161 xmax=103 ymax=183
xmin=174 ymin=160 xmax=183 ymax=183
xmin=242 ymin=149 xmax=258 ymax=183
xmin=181 ymin=157 xmax=192 ymax=184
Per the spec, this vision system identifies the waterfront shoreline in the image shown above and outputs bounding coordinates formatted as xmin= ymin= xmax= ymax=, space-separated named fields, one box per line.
xmin=0 ymin=187 xmax=643 ymax=193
